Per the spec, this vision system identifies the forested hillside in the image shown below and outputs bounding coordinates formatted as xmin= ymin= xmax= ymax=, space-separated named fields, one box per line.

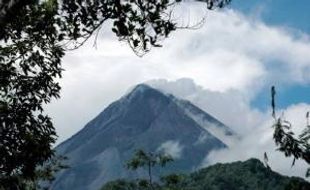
xmin=101 ymin=158 xmax=310 ymax=190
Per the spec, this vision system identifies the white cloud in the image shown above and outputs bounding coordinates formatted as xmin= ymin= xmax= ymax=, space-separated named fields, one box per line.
xmin=157 ymin=140 xmax=184 ymax=159
xmin=147 ymin=78 xmax=267 ymax=135
xmin=45 ymin=2 xmax=310 ymax=178
xmin=204 ymin=103 xmax=310 ymax=179
xmin=147 ymin=78 xmax=309 ymax=178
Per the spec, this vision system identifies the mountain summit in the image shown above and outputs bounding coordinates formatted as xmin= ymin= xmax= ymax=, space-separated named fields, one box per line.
xmin=52 ymin=84 xmax=235 ymax=190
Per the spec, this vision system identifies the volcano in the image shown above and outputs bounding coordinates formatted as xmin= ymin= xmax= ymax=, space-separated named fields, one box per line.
xmin=51 ymin=84 xmax=236 ymax=190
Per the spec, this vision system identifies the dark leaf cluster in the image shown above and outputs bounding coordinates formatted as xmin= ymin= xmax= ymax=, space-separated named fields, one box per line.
xmin=271 ymin=87 xmax=310 ymax=177
xmin=61 ymin=0 xmax=179 ymax=55
xmin=197 ymin=0 xmax=232 ymax=9
xmin=0 ymin=1 xmax=65 ymax=188
xmin=61 ymin=0 xmax=231 ymax=55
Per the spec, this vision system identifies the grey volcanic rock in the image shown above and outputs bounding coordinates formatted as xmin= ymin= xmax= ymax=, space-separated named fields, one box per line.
xmin=52 ymin=84 xmax=235 ymax=190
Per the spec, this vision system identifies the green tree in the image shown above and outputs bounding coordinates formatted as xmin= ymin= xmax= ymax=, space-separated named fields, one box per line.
xmin=271 ymin=86 xmax=310 ymax=177
xmin=0 ymin=0 xmax=230 ymax=188
xmin=127 ymin=149 xmax=174 ymax=190
xmin=0 ymin=1 xmax=65 ymax=188
xmin=101 ymin=149 xmax=184 ymax=190
xmin=160 ymin=173 xmax=185 ymax=190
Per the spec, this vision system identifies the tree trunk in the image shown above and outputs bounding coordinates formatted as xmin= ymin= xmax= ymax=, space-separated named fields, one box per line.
xmin=148 ymin=161 xmax=154 ymax=190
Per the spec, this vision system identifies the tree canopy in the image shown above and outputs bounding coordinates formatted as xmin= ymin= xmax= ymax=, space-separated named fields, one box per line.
xmin=101 ymin=158 xmax=310 ymax=190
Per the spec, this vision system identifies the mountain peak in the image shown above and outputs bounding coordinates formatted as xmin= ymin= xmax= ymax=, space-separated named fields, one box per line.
xmin=132 ymin=83 xmax=152 ymax=91
xmin=130 ymin=83 xmax=164 ymax=95
xmin=53 ymin=84 xmax=234 ymax=190
xmin=124 ymin=83 xmax=169 ymax=103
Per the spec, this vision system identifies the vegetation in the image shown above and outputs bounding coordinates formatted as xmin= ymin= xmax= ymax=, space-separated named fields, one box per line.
xmin=0 ymin=1 xmax=65 ymax=188
xmin=0 ymin=0 xmax=230 ymax=189
xmin=271 ymin=86 xmax=310 ymax=177
xmin=126 ymin=149 xmax=174 ymax=190
xmin=5 ymin=0 xmax=309 ymax=189
xmin=0 ymin=0 xmax=310 ymax=189
xmin=102 ymin=149 xmax=183 ymax=190
xmin=101 ymin=158 xmax=310 ymax=190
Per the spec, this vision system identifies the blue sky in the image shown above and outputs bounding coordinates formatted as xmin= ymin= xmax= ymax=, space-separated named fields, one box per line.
xmin=230 ymin=0 xmax=310 ymax=110
xmin=251 ymin=84 xmax=310 ymax=111
xmin=231 ymin=0 xmax=310 ymax=33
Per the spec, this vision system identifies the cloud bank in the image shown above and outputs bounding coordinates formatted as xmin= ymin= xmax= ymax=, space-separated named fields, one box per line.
xmin=147 ymin=78 xmax=309 ymax=178
xmin=205 ymin=103 xmax=310 ymax=179
xmin=45 ymin=2 xmax=310 ymax=178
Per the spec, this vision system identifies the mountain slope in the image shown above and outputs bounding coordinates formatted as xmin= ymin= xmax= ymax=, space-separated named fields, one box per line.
xmin=101 ymin=158 xmax=310 ymax=190
xmin=52 ymin=84 xmax=235 ymax=190
xmin=173 ymin=97 xmax=238 ymax=146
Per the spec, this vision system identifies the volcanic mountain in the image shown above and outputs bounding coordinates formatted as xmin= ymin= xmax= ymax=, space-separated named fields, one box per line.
xmin=51 ymin=84 xmax=236 ymax=190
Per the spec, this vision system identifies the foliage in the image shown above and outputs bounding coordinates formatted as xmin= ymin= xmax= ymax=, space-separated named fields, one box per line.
xmin=0 ymin=0 xmax=36 ymax=37
xmin=285 ymin=178 xmax=310 ymax=190
xmin=101 ymin=179 xmax=161 ymax=190
xmin=32 ymin=155 xmax=69 ymax=190
xmin=101 ymin=149 xmax=178 ymax=190
xmin=0 ymin=0 xmax=230 ymax=188
xmin=101 ymin=158 xmax=310 ymax=190
xmin=0 ymin=155 xmax=68 ymax=190
xmin=160 ymin=173 xmax=185 ymax=190
xmin=100 ymin=173 xmax=185 ymax=190
xmin=271 ymin=86 xmax=310 ymax=177
xmin=0 ymin=1 xmax=65 ymax=189
xmin=60 ymin=0 xmax=231 ymax=55
xmin=126 ymin=149 xmax=174 ymax=189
